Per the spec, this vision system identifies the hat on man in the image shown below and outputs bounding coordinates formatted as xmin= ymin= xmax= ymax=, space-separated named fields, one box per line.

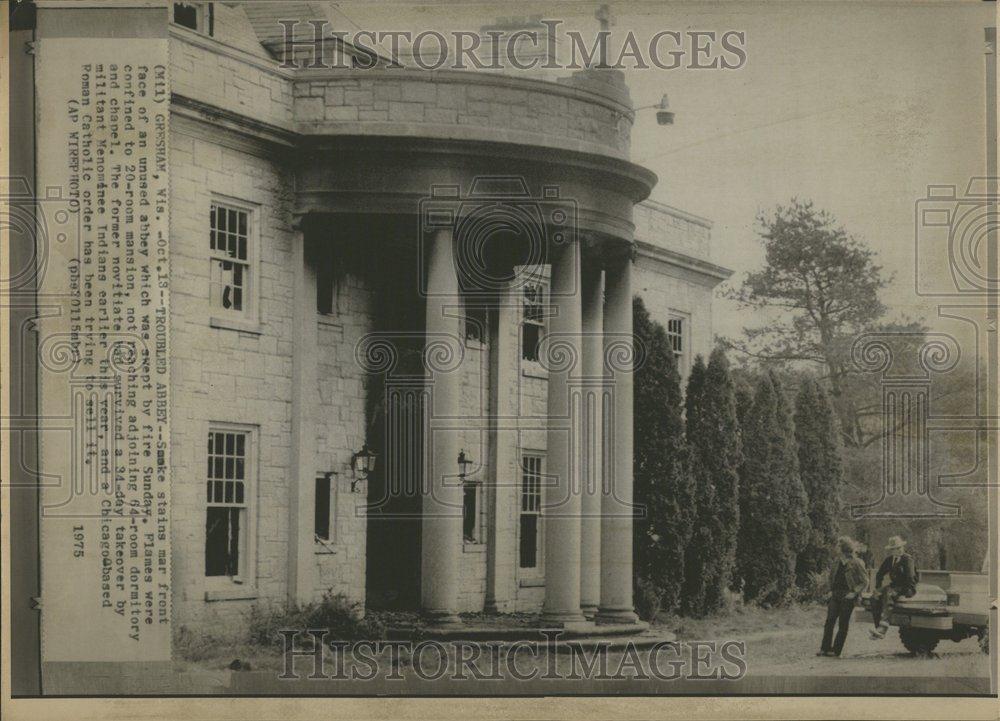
xmin=885 ymin=535 xmax=906 ymax=551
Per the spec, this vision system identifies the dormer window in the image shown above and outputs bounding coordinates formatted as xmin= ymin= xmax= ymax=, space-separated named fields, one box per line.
xmin=173 ymin=2 xmax=213 ymax=36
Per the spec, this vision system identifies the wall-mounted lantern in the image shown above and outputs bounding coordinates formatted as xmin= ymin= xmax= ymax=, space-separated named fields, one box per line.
xmin=349 ymin=444 xmax=376 ymax=492
xmin=457 ymin=449 xmax=473 ymax=479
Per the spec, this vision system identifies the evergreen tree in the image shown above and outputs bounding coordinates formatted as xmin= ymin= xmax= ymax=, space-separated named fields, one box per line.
xmin=682 ymin=350 xmax=743 ymax=616
xmin=633 ymin=296 xmax=695 ymax=616
xmin=700 ymin=349 xmax=742 ymax=612
xmin=735 ymin=373 xmax=810 ymax=604
xmin=731 ymin=383 xmax=755 ymax=595
xmin=681 ymin=356 xmax=716 ymax=615
xmin=771 ymin=371 xmax=811 ymax=562
xmin=794 ymin=378 xmax=844 ymax=585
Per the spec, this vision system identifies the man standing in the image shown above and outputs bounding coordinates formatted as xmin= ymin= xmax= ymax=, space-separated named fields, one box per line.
xmin=870 ymin=535 xmax=918 ymax=639
xmin=818 ymin=537 xmax=869 ymax=657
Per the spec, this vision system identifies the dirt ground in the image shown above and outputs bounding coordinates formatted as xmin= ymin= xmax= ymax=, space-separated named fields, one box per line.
xmin=665 ymin=603 xmax=990 ymax=679
xmin=175 ymin=602 xmax=990 ymax=695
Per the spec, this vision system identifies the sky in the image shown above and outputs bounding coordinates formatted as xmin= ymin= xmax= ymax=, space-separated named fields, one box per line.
xmin=335 ymin=0 xmax=993 ymax=341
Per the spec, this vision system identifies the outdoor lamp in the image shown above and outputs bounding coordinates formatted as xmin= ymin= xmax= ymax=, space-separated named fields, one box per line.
xmin=655 ymin=94 xmax=674 ymax=125
xmin=457 ymin=449 xmax=473 ymax=479
xmin=634 ymin=94 xmax=674 ymax=125
xmin=350 ymin=444 xmax=376 ymax=492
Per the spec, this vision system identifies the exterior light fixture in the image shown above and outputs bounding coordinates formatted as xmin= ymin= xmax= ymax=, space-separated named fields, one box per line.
xmin=634 ymin=94 xmax=674 ymax=125
xmin=350 ymin=444 xmax=376 ymax=492
xmin=457 ymin=449 xmax=473 ymax=479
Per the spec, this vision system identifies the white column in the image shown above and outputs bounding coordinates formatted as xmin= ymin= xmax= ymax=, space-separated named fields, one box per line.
xmin=485 ymin=287 xmax=518 ymax=613
xmin=579 ymin=264 xmax=604 ymax=619
xmin=420 ymin=227 xmax=463 ymax=625
xmin=288 ymin=225 xmax=318 ymax=603
xmin=542 ymin=240 xmax=585 ymax=626
xmin=598 ymin=250 xmax=639 ymax=624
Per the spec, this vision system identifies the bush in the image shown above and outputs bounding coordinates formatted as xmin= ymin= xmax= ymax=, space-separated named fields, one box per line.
xmin=635 ymin=577 xmax=666 ymax=623
xmin=246 ymin=591 xmax=386 ymax=647
xmin=792 ymin=570 xmax=830 ymax=605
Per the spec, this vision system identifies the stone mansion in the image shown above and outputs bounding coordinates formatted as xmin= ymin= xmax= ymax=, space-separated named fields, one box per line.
xmin=14 ymin=1 xmax=732 ymax=653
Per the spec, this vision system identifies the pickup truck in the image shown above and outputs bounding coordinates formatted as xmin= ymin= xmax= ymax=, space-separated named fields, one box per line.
xmin=857 ymin=568 xmax=991 ymax=655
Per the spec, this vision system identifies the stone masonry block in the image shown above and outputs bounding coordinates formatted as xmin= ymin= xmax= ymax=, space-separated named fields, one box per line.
xmin=388 ymin=101 xmax=425 ymax=122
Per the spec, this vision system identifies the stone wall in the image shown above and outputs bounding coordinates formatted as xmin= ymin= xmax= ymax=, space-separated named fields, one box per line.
xmin=170 ymin=31 xmax=294 ymax=130
xmin=169 ymin=120 xmax=296 ymax=633
xmin=634 ymin=261 xmax=717 ymax=380
xmin=169 ymin=121 xmax=370 ymax=634
xmin=313 ymin=272 xmax=374 ymax=604
xmin=456 ymin=328 xmax=491 ymax=611
xmin=634 ymin=200 xmax=711 ymax=260
xmin=292 ymin=69 xmax=632 ymax=159
xmin=634 ymin=201 xmax=722 ymax=379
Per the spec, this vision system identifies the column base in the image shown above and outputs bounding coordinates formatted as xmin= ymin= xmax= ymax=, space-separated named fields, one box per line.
xmin=541 ymin=609 xmax=587 ymax=627
xmin=596 ymin=607 xmax=640 ymax=625
xmin=422 ymin=609 xmax=463 ymax=627
xmin=580 ymin=603 xmax=598 ymax=620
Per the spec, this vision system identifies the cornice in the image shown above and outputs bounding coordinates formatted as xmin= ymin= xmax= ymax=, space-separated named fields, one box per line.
xmin=635 ymin=239 xmax=733 ymax=287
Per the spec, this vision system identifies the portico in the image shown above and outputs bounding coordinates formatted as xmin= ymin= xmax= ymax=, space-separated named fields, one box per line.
xmin=281 ymin=66 xmax=655 ymax=626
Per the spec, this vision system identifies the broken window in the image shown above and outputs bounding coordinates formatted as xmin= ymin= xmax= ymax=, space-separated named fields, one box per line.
xmin=521 ymin=281 xmax=545 ymax=362
xmin=173 ymin=3 xmax=213 ymax=35
xmin=205 ymin=429 xmax=249 ymax=578
xmin=210 ymin=202 xmax=252 ymax=316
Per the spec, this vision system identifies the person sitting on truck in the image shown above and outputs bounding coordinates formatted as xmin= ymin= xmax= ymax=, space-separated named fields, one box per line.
xmin=818 ymin=536 xmax=869 ymax=657
xmin=869 ymin=535 xmax=918 ymax=639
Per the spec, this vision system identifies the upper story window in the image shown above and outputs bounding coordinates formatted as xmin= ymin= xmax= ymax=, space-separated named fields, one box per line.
xmin=209 ymin=200 xmax=256 ymax=321
xmin=520 ymin=281 xmax=545 ymax=363
xmin=667 ymin=316 xmax=686 ymax=370
xmin=312 ymin=242 xmax=339 ymax=318
xmin=464 ymin=303 xmax=489 ymax=346
xmin=205 ymin=426 xmax=253 ymax=580
xmin=173 ymin=2 xmax=214 ymax=36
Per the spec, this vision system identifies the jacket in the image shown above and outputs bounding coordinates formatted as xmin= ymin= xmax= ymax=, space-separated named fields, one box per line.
xmin=875 ymin=553 xmax=917 ymax=596
xmin=828 ymin=556 xmax=869 ymax=603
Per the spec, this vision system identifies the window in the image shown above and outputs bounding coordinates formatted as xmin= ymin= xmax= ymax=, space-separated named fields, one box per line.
xmin=314 ymin=474 xmax=334 ymax=542
xmin=313 ymin=243 xmax=339 ymax=317
xmin=462 ymin=479 xmax=479 ymax=542
xmin=521 ymin=281 xmax=545 ymax=362
xmin=464 ymin=303 xmax=489 ymax=345
xmin=209 ymin=201 xmax=253 ymax=318
xmin=205 ymin=428 xmax=251 ymax=579
xmin=519 ymin=454 xmax=543 ymax=569
xmin=667 ymin=316 xmax=685 ymax=365
xmin=173 ymin=2 xmax=213 ymax=35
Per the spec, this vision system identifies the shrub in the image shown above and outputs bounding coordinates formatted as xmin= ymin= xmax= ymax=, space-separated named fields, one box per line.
xmin=635 ymin=577 xmax=666 ymax=623
xmin=246 ymin=591 xmax=386 ymax=647
xmin=792 ymin=570 xmax=831 ymax=605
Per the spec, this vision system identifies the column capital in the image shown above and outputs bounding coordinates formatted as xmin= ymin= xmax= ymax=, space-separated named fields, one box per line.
xmin=601 ymin=240 xmax=637 ymax=267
